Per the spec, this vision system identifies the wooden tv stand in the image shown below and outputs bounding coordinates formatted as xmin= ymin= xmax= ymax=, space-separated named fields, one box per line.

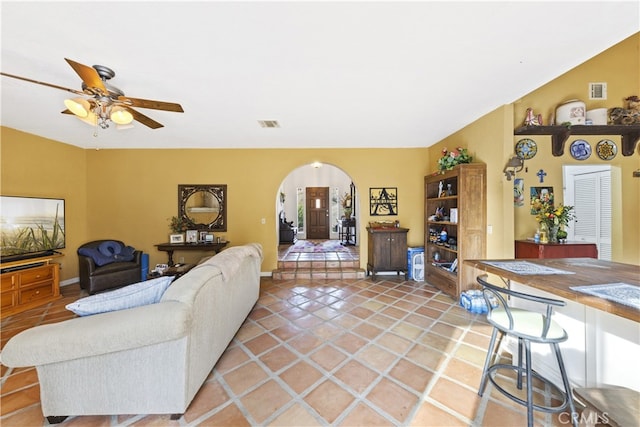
xmin=1 ymin=255 xmax=62 ymax=319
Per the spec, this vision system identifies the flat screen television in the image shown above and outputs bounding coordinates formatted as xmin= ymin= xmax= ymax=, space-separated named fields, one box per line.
xmin=0 ymin=196 xmax=66 ymax=263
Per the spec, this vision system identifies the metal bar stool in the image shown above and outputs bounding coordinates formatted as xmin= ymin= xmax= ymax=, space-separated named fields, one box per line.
xmin=476 ymin=275 xmax=578 ymax=427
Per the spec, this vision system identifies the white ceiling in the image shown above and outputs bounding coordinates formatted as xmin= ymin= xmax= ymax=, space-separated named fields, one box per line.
xmin=1 ymin=1 xmax=638 ymax=150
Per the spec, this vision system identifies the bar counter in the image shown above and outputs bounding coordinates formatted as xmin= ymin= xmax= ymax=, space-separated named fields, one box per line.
xmin=463 ymin=257 xmax=639 ymax=391
xmin=463 ymin=257 xmax=639 ymax=322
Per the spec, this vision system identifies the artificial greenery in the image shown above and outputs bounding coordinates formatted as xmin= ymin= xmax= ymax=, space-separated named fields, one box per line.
xmin=438 ymin=147 xmax=472 ymax=171
xmin=169 ymin=216 xmax=195 ymax=233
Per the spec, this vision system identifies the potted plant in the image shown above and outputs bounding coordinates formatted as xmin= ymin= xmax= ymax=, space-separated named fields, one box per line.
xmin=340 ymin=192 xmax=352 ymax=219
xmin=438 ymin=147 xmax=472 ymax=171
xmin=168 ymin=216 xmax=195 ymax=243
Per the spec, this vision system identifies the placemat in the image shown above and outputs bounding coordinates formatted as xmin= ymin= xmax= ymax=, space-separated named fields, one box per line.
xmin=484 ymin=260 xmax=575 ymax=275
xmin=570 ymin=283 xmax=640 ymax=310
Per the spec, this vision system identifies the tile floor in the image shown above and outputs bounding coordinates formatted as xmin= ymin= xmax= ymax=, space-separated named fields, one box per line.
xmin=1 ymin=276 xmax=579 ymax=426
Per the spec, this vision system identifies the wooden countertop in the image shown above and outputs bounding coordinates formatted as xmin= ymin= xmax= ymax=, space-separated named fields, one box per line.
xmin=463 ymin=258 xmax=639 ymax=323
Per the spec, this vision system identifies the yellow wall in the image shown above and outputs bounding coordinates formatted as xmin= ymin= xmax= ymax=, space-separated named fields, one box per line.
xmin=0 ymin=129 xmax=88 ymax=281
xmin=429 ymin=105 xmax=515 ymax=259
xmin=512 ymin=32 xmax=639 ymax=265
xmin=2 ymin=131 xmax=429 ymax=280
xmin=2 ymin=33 xmax=639 ymax=283
xmin=429 ymin=32 xmax=640 ymax=265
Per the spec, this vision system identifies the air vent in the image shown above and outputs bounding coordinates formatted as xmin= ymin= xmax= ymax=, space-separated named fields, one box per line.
xmin=589 ymin=82 xmax=607 ymax=100
xmin=258 ymin=120 xmax=280 ymax=128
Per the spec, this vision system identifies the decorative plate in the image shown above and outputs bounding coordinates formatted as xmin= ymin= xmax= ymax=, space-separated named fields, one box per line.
xmin=569 ymin=139 xmax=591 ymax=160
xmin=595 ymin=139 xmax=617 ymax=160
xmin=515 ymin=138 xmax=537 ymax=160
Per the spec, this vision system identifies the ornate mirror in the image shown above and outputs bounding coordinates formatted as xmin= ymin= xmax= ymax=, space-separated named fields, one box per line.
xmin=178 ymin=184 xmax=227 ymax=231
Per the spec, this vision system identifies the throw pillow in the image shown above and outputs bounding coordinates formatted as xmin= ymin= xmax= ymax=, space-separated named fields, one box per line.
xmin=78 ymin=247 xmax=117 ymax=267
xmin=66 ymin=275 xmax=174 ymax=316
xmin=114 ymin=245 xmax=135 ymax=262
xmin=98 ymin=240 xmax=123 ymax=257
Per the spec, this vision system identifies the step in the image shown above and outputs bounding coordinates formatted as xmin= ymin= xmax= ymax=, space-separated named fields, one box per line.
xmin=272 ymin=268 xmax=366 ymax=281
xmin=277 ymin=259 xmax=360 ymax=270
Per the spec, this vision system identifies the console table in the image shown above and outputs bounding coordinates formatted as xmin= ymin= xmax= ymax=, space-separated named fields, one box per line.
xmin=155 ymin=242 xmax=228 ymax=265
xmin=338 ymin=218 xmax=356 ymax=245
xmin=515 ymin=240 xmax=597 ymax=259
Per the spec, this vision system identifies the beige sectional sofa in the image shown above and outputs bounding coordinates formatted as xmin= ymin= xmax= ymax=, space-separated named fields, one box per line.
xmin=1 ymin=243 xmax=263 ymax=423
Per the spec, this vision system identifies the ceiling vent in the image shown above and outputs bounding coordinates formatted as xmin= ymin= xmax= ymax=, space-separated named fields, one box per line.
xmin=589 ymin=82 xmax=607 ymax=100
xmin=258 ymin=120 xmax=280 ymax=128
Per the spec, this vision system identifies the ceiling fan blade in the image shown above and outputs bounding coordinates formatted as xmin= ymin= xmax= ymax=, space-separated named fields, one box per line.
xmin=1 ymin=72 xmax=86 ymax=96
xmin=126 ymin=107 xmax=164 ymax=129
xmin=118 ymin=96 xmax=184 ymax=112
xmin=64 ymin=58 xmax=107 ymax=95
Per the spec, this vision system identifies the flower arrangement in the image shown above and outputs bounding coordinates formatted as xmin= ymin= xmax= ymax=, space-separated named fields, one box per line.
xmin=531 ymin=196 xmax=575 ymax=228
xmin=438 ymin=147 xmax=472 ymax=171
xmin=169 ymin=216 xmax=194 ymax=233
xmin=340 ymin=192 xmax=352 ymax=218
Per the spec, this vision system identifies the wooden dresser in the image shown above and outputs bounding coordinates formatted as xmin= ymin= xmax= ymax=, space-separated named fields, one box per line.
xmin=515 ymin=240 xmax=598 ymax=259
xmin=1 ymin=256 xmax=61 ymax=319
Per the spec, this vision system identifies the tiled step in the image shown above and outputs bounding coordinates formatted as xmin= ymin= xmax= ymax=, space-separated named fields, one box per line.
xmin=274 ymin=241 xmax=362 ymax=281
xmin=272 ymin=268 xmax=366 ymax=280
xmin=277 ymin=259 xmax=360 ymax=270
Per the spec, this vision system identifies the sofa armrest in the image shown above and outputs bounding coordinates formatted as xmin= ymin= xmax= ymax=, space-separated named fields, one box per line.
xmin=0 ymin=301 xmax=191 ymax=368
xmin=78 ymin=253 xmax=97 ymax=276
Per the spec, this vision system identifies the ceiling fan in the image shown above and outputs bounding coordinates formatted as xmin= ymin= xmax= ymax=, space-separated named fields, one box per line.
xmin=1 ymin=58 xmax=184 ymax=130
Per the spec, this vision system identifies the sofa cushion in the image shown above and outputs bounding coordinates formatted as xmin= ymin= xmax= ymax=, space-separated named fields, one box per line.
xmin=66 ymin=275 xmax=174 ymax=316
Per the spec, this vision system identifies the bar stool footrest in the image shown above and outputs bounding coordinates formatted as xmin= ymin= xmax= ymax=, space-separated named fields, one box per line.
xmin=488 ymin=363 xmax=570 ymax=414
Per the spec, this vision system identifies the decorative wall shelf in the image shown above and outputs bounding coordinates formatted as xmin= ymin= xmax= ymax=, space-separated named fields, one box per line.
xmin=514 ymin=125 xmax=640 ymax=157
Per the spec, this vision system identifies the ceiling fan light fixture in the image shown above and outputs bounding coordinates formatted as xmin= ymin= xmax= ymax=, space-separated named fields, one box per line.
xmin=110 ymin=106 xmax=134 ymax=125
xmin=74 ymin=110 xmax=98 ymax=127
xmin=64 ymin=97 xmax=91 ymax=117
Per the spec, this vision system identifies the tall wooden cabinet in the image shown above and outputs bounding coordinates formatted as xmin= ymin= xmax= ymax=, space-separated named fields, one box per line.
xmin=1 ymin=256 xmax=61 ymax=319
xmin=366 ymin=227 xmax=409 ymax=280
xmin=424 ymin=163 xmax=486 ymax=297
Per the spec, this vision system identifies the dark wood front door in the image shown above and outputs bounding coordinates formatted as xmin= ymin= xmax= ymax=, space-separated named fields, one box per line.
xmin=306 ymin=187 xmax=330 ymax=239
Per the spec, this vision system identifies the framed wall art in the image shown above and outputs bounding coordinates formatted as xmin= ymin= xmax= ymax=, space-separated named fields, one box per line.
xmin=530 ymin=186 xmax=553 ymax=214
xmin=369 ymin=187 xmax=397 ymax=216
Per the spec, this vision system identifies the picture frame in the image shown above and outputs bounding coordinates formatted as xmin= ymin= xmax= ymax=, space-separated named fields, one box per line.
xmin=369 ymin=187 xmax=398 ymax=216
xmin=199 ymin=231 xmax=209 ymax=242
xmin=530 ymin=186 xmax=554 ymax=214
xmin=186 ymin=229 xmax=198 ymax=243
xmin=169 ymin=234 xmax=184 ymax=244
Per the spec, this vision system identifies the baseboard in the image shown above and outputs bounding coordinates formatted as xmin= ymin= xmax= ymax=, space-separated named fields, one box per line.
xmin=61 ymin=277 xmax=80 ymax=287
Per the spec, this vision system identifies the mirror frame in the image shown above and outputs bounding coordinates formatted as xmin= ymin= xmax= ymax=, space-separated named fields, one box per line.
xmin=178 ymin=184 xmax=227 ymax=231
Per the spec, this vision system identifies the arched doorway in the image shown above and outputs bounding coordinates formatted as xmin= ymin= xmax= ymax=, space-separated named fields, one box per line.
xmin=277 ymin=162 xmax=357 ymax=244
